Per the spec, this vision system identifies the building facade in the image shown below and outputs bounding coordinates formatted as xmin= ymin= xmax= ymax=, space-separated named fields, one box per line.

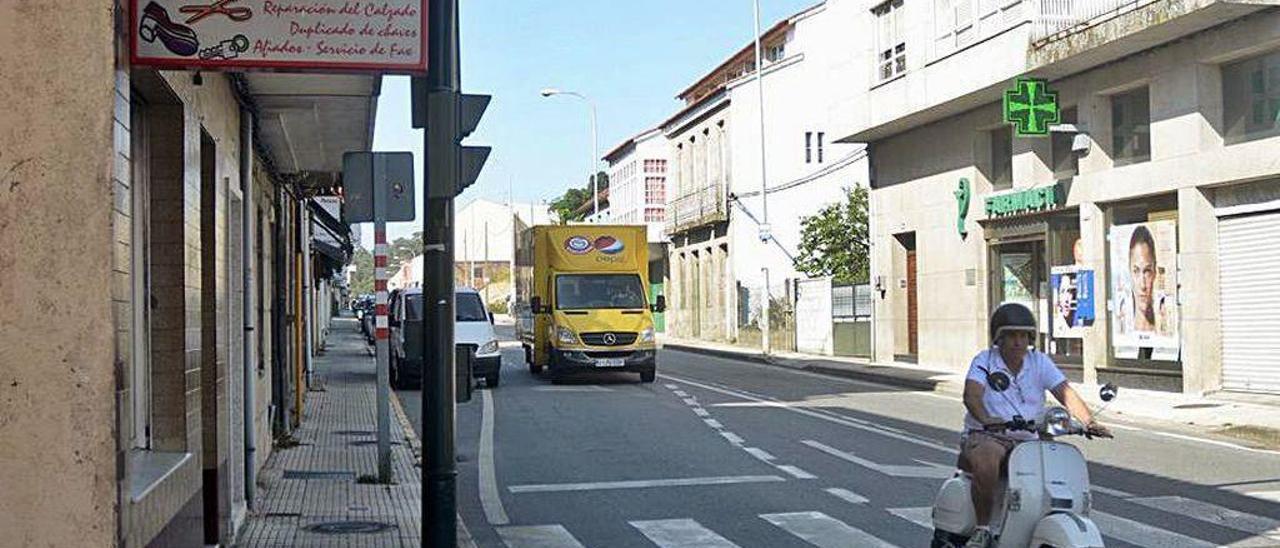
xmin=0 ymin=1 xmax=368 ymax=545
xmin=833 ymin=0 xmax=1280 ymax=393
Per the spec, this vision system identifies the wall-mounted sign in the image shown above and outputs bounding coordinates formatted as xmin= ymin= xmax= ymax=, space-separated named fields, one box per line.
xmin=1003 ymin=78 xmax=1059 ymax=137
xmin=131 ymin=0 xmax=427 ymax=74
xmin=985 ymin=183 xmax=1065 ymax=217
xmin=954 ymin=178 xmax=971 ymax=238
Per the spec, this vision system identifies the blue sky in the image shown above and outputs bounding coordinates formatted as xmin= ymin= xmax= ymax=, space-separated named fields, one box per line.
xmin=367 ymin=0 xmax=819 ymax=247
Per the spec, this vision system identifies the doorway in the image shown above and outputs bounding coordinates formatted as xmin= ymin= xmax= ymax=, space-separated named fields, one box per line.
xmin=992 ymin=239 xmax=1047 ymax=350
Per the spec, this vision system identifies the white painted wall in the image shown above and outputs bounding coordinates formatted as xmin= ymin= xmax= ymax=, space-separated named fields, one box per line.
xmin=606 ymin=129 xmax=671 ymax=242
xmin=727 ymin=4 xmax=871 ymax=289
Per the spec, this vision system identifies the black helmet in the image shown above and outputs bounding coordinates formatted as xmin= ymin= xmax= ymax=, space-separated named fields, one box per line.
xmin=989 ymin=302 xmax=1037 ymax=343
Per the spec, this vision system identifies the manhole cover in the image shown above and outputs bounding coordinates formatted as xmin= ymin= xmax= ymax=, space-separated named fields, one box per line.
xmin=283 ymin=470 xmax=355 ymax=480
xmin=333 ymin=430 xmax=376 ymax=436
xmin=304 ymin=520 xmax=396 ymax=535
xmin=1173 ymin=403 xmax=1223 ymax=410
xmin=350 ymin=440 xmax=401 ymax=447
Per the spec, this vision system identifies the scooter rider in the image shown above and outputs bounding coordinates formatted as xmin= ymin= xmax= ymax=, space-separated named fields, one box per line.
xmin=959 ymin=303 xmax=1111 ymax=548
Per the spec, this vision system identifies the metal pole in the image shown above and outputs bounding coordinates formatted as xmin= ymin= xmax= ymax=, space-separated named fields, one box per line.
xmin=753 ymin=0 xmax=772 ymax=356
xmin=589 ymin=100 xmax=599 ymax=219
xmin=421 ymin=0 xmax=459 ymax=543
xmin=303 ymin=209 xmax=315 ymax=386
xmin=240 ymin=107 xmax=258 ymax=509
xmin=373 ymin=155 xmax=392 ymax=484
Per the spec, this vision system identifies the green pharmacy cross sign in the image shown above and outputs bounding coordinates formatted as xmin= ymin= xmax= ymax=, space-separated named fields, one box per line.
xmin=1003 ymin=78 xmax=1060 ymax=137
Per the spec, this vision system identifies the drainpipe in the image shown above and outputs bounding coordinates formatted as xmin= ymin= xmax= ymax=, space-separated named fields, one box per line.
xmin=239 ymin=108 xmax=257 ymax=508
xmin=303 ymin=208 xmax=315 ymax=386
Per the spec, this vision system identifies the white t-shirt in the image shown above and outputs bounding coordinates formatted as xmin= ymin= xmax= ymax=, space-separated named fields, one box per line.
xmin=963 ymin=348 xmax=1068 ymax=441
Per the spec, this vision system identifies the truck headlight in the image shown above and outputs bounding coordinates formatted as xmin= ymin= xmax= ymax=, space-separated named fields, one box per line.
xmin=556 ymin=327 xmax=578 ymax=345
xmin=638 ymin=328 xmax=655 ymax=343
xmin=479 ymin=340 xmax=499 ymax=355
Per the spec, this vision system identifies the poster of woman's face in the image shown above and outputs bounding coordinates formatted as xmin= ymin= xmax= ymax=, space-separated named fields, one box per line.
xmin=1109 ymin=220 xmax=1179 ymax=359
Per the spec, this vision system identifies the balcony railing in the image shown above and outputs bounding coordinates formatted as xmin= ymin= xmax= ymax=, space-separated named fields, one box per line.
xmin=1032 ymin=0 xmax=1155 ymax=41
xmin=666 ymin=183 xmax=726 ymax=234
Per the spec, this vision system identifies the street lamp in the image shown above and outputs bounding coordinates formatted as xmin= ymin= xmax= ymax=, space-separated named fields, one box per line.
xmin=751 ymin=0 xmax=773 ymax=355
xmin=540 ymin=87 xmax=600 ymax=220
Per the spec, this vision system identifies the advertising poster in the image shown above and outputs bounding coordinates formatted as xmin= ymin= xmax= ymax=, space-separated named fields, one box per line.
xmin=1050 ymin=266 xmax=1095 ymax=339
xmin=1109 ymin=220 xmax=1179 ymax=360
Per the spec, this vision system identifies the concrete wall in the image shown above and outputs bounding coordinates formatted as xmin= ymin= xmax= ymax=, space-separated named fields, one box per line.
xmin=867 ymin=12 xmax=1280 ymax=393
xmin=0 ymin=1 xmax=119 ymax=546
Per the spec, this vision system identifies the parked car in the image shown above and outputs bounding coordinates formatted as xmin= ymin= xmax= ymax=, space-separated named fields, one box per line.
xmin=389 ymin=286 xmax=502 ymax=388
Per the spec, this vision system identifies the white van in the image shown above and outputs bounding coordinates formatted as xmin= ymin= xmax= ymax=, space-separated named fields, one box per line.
xmin=390 ymin=286 xmax=503 ymax=388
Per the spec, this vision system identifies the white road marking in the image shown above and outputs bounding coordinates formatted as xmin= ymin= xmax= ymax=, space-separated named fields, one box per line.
xmin=744 ymin=447 xmax=777 ymax=462
xmin=1089 ymin=485 xmax=1136 ymax=499
xmin=1246 ymin=490 xmax=1280 ymax=503
xmin=1091 ymin=510 xmax=1216 ymax=548
xmin=824 ymin=487 xmax=869 ymax=505
xmin=662 ymin=374 xmax=957 ymax=455
xmin=703 ymin=419 xmax=724 ymax=429
xmin=497 ymin=524 xmax=587 ymax=548
xmin=1130 ymin=496 xmax=1280 ymax=540
xmin=674 ymin=390 xmax=689 ymax=397
xmin=761 ymin=512 xmax=900 ymax=548
xmin=631 ymin=518 xmax=740 ymax=547
xmin=692 ymin=407 xmax=711 ymax=417
xmin=664 ymin=383 xmax=680 ymax=389
xmin=682 ymin=397 xmax=699 ymax=406
xmin=721 ymin=431 xmax=745 ymax=445
xmin=886 ymin=507 xmax=933 ymax=529
xmin=803 ymin=440 xmax=953 ymax=479
xmin=776 ymin=465 xmax=817 ymax=479
xmin=508 ymin=474 xmax=786 ymax=493
xmin=479 ymin=388 xmax=510 ymax=525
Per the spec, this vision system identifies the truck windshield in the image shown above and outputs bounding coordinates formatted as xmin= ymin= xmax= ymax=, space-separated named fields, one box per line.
xmin=555 ymin=274 xmax=647 ymax=310
xmin=405 ymin=293 xmax=489 ymax=322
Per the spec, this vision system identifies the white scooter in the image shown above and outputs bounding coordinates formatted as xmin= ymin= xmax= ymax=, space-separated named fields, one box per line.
xmin=931 ymin=372 xmax=1117 ymax=548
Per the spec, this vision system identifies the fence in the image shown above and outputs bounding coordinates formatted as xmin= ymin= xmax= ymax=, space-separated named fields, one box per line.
xmin=1032 ymin=0 xmax=1154 ymax=41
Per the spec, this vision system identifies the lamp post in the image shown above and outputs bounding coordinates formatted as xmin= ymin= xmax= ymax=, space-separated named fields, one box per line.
xmin=540 ymin=88 xmax=600 ymax=220
xmin=752 ymin=0 xmax=773 ymax=355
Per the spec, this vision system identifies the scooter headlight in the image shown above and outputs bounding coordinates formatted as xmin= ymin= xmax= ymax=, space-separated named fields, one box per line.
xmin=1042 ymin=407 xmax=1073 ymax=436
xmin=556 ymin=326 xmax=579 ymax=345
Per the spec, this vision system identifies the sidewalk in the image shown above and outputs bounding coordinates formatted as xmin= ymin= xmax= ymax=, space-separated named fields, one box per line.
xmin=235 ymin=317 xmax=476 ymax=547
xmin=661 ymin=335 xmax=1280 ymax=450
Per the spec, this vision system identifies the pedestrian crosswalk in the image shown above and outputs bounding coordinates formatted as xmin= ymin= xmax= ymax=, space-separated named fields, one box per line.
xmin=495 ymin=495 xmax=1280 ymax=548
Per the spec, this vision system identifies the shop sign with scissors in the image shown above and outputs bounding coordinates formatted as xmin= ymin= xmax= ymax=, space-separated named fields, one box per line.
xmin=131 ymin=0 xmax=427 ymax=74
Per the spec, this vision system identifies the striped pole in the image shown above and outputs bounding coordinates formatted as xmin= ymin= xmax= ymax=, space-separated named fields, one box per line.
xmin=374 ymin=219 xmax=392 ymax=482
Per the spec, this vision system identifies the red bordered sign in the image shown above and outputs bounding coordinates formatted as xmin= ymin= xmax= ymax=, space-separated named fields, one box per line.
xmin=130 ymin=1 xmax=427 ymax=75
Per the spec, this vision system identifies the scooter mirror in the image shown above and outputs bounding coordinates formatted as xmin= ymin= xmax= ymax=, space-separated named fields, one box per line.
xmin=1100 ymin=383 xmax=1118 ymax=402
xmin=987 ymin=371 xmax=1011 ymax=392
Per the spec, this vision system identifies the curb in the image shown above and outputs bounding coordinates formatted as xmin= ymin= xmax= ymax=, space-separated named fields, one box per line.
xmin=390 ymin=392 xmax=480 ymax=548
xmin=663 ymin=342 xmax=944 ymax=392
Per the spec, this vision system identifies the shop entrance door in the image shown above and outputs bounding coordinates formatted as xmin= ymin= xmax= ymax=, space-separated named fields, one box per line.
xmin=907 ymin=250 xmax=918 ymax=355
xmin=993 ymin=240 xmax=1047 ymax=349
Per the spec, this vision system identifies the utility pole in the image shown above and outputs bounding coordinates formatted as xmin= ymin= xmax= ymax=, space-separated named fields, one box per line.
xmin=415 ymin=0 xmax=490 ymax=543
xmin=752 ymin=0 xmax=772 ymax=356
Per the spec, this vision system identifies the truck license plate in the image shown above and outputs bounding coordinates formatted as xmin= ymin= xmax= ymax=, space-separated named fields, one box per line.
xmin=595 ymin=358 xmax=625 ymax=368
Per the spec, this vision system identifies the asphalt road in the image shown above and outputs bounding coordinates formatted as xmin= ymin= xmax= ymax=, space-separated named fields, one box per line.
xmin=397 ymin=326 xmax=1280 ymax=547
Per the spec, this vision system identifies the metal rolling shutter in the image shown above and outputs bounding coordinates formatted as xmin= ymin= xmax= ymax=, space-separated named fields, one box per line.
xmin=1219 ymin=211 xmax=1280 ymax=393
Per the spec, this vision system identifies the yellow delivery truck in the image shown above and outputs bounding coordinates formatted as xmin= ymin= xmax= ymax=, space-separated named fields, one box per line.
xmin=514 ymin=225 xmax=665 ymax=382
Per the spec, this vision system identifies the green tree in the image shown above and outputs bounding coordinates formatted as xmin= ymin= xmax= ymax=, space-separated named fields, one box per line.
xmin=387 ymin=231 xmax=421 ymax=273
xmin=350 ymin=246 xmax=374 ymax=295
xmin=548 ymin=171 xmax=610 ymax=224
xmin=794 ymin=186 xmax=870 ymax=284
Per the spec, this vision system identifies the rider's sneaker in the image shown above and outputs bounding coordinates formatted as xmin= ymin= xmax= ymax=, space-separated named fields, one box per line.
xmin=965 ymin=527 xmax=995 ymax=548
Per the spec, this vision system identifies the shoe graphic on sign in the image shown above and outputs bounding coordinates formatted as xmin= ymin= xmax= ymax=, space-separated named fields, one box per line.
xmin=140 ymin=2 xmax=200 ymax=57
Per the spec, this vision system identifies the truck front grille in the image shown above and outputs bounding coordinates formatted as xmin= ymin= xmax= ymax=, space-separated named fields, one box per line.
xmin=580 ymin=332 xmax=638 ymax=346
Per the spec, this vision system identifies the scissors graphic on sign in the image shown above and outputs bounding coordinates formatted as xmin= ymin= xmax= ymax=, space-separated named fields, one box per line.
xmin=179 ymin=0 xmax=252 ymax=24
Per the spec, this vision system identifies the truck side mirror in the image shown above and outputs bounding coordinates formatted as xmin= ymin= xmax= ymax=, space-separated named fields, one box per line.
xmin=531 ymin=296 xmax=543 ymax=314
xmin=652 ymin=295 xmax=667 ymax=313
